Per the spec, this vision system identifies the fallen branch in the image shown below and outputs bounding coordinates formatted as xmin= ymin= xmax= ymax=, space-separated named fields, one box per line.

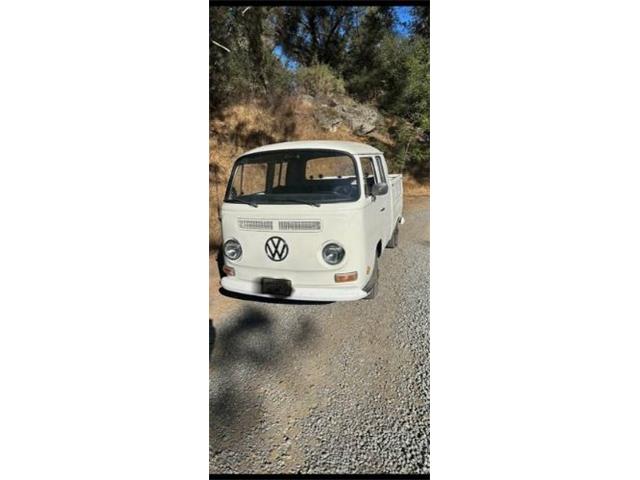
xmin=212 ymin=40 xmax=230 ymax=53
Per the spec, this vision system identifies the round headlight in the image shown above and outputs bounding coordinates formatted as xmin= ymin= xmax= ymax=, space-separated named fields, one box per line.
xmin=322 ymin=243 xmax=345 ymax=265
xmin=223 ymin=239 xmax=242 ymax=260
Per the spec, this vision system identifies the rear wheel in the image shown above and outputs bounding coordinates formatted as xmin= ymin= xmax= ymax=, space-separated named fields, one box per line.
xmin=364 ymin=258 xmax=379 ymax=300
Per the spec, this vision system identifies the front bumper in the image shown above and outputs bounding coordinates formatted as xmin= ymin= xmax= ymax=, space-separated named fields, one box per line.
xmin=221 ymin=277 xmax=367 ymax=302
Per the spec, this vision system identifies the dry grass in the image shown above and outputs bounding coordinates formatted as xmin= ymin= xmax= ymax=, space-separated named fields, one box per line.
xmin=403 ymin=176 xmax=430 ymax=197
xmin=209 ymin=96 xmax=429 ymax=250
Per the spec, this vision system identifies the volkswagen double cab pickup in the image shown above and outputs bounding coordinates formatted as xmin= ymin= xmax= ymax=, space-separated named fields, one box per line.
xmin=220 ymin=140 xmax=404 ymax=301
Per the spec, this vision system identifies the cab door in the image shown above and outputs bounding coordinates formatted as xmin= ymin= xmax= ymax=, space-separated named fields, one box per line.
xmin=360 ymin=155 xmax=391 ymax=251
xmin=375 ymin=155 xmax=394 ymax=241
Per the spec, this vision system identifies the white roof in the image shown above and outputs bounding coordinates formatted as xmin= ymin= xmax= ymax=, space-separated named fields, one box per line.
xmin=241 ymin=140 xmax=383 ymax=157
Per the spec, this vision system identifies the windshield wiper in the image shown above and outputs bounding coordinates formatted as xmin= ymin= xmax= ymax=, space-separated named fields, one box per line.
xmin=229 ymin=197 xmax=258 ymax=208
xmin=279 ymin=198 xmax=321 ymax=207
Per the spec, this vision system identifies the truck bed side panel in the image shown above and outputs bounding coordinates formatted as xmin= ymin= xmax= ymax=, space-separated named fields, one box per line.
xmin=388 ymin=174 xmax=403 ymax=225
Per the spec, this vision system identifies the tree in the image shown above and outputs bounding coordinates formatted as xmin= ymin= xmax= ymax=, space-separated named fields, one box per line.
xmin=274 ymin=7 xmax=359 ymax=70
xmin=342 ymin=6 xmax=396 ymax=102
xmin=404 ymin=37 xmax=429 ymax=132
xmin=210 ymin=6 xmax=292 ymax=114
xmin=210 ymin=6 xmax=237 ymax=111
xmin=411 ymin=4 xmax=429 ymax=39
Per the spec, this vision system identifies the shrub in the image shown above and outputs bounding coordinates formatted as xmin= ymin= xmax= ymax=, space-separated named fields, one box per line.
xmin=388 ymin=121 xmax=430 ymax=181
xmin=296 ymin=64 xmax=346 ymax=97
xmin=403 ymin=37 xmax=430 ymax=132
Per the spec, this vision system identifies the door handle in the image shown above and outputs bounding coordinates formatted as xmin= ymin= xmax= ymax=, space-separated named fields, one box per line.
xmin=380 ymin=207 xmax=385 ymax=212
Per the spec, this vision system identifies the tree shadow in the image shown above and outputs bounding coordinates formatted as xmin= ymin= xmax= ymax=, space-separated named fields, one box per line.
xmin=244 ymin=130 xmax=276 ymax=149
xmin=281 ymin=118 xmax=297 ymax=141
xmin=231 ymin=121 xmax=277 ymax=149
xmin=209 ymin=161 xmax=225 ymax=183
xmin=278 ymin=102 xmax=297 ymax=141
xmin=209 ymin=318 xmax=216 ymax=359
xmin=210 ymin=108 xmax=226 ymax=124
xmin=209 ymin=308 xmax=319 ymax=464
xmin=231 ymin=121 xmax=248 ymax=147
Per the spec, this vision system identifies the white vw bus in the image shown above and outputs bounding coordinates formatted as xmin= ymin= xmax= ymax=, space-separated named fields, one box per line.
xmin=219 ymin=140 xmax=403 ymax=301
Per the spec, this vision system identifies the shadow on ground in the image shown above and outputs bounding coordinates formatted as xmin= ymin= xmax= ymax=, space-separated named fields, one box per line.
xmin=209 ymin=319 xmax=216 ymax=359
xmin=210 ymin=307 xmax=318 ymax=460
xmin=219 ymin=287 xmax=333 ymax=306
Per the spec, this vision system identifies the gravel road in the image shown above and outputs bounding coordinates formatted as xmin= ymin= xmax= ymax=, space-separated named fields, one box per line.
xmin=209 ymin=196 xmax=429 ymax=475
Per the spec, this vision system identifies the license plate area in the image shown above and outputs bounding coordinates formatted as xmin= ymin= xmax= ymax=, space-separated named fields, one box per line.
xmin=261 ymin=278 xmax=292 ymax=297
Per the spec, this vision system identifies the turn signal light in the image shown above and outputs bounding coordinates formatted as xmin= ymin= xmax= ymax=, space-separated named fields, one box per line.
xmin=222 ymin=265 xmax=235 ymax=276
xmin=335 ymin=271 xmax=358 ymax=283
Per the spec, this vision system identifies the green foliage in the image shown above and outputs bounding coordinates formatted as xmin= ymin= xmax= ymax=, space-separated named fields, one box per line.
xmin=346 ymin=6 xmax=429 ymax=135
xmin=411 ymin=4 xmax=430 ymax=38
xmin=399 ymin=37 xmax=430 ymax=132
xmin=210 ymin=5 xmax=429 ymax=179
xmin=389 ymin=121 xmax=429 ymax=181
xmin=392 ymin=6 xmax=430 ymax=139
xmin=295 ymin=64 xmax=345 ymax=97
xmin=376 ymin=35 xmax=412 ymax=114
xmin=343 ymin=27 xmax=429 ymax=137
xmin=210 ymin=7 xmax=237 ymax=111
xmin=274 ymin=7 xmax=360 ymax=72
xmin=210 ymin=6 xmax=294 ymax=114
xmin=342 ymin=7 xmax=396 ymax=102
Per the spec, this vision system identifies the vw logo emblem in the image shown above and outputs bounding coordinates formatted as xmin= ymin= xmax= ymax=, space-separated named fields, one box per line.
xmin=265 ymin=236 xmax=289 ymax=262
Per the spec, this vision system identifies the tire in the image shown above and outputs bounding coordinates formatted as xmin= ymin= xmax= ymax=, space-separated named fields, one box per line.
xmin=364 ymin=258 xmax=379 ymax=300
xmin=387 ymin=224 xmax=399 ymax=249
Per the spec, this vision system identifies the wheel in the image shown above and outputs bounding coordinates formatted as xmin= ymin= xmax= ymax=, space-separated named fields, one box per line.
xmin=364 ymin=258 xmax=379 ymax=300
xmin=387 ymin=224 xmax=399 ymax=249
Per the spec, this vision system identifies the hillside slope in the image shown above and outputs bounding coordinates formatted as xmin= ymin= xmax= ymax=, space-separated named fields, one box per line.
xmin=209 ymin=94 xmax=428 ymax=250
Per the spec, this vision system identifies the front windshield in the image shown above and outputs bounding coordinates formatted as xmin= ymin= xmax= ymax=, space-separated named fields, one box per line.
xmin=224 ymin=149 xmax=360 ymax=205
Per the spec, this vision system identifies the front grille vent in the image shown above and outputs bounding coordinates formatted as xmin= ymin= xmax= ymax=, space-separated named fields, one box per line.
xmin=238 ymin=219 xmax=321 ymax=232
xmin=238 ymin=219 xmax=273 ymax=231
xmin=278 ymin=220 xmax=321 ymax=232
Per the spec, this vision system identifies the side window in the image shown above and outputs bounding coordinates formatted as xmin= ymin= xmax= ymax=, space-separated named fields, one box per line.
xmin=231 ymin=163 xmax=267 ymax=197
xmin=360 ymin=156 xmax=380 ymax=196
xmin=375 ymin=156 xmax=387 ymax=183
xmin=305 ymin=155 xmax=353 ymax=180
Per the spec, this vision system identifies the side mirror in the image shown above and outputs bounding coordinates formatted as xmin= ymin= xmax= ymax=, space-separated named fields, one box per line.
xmin=371 ymin=183 xmax=388 ymax=196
